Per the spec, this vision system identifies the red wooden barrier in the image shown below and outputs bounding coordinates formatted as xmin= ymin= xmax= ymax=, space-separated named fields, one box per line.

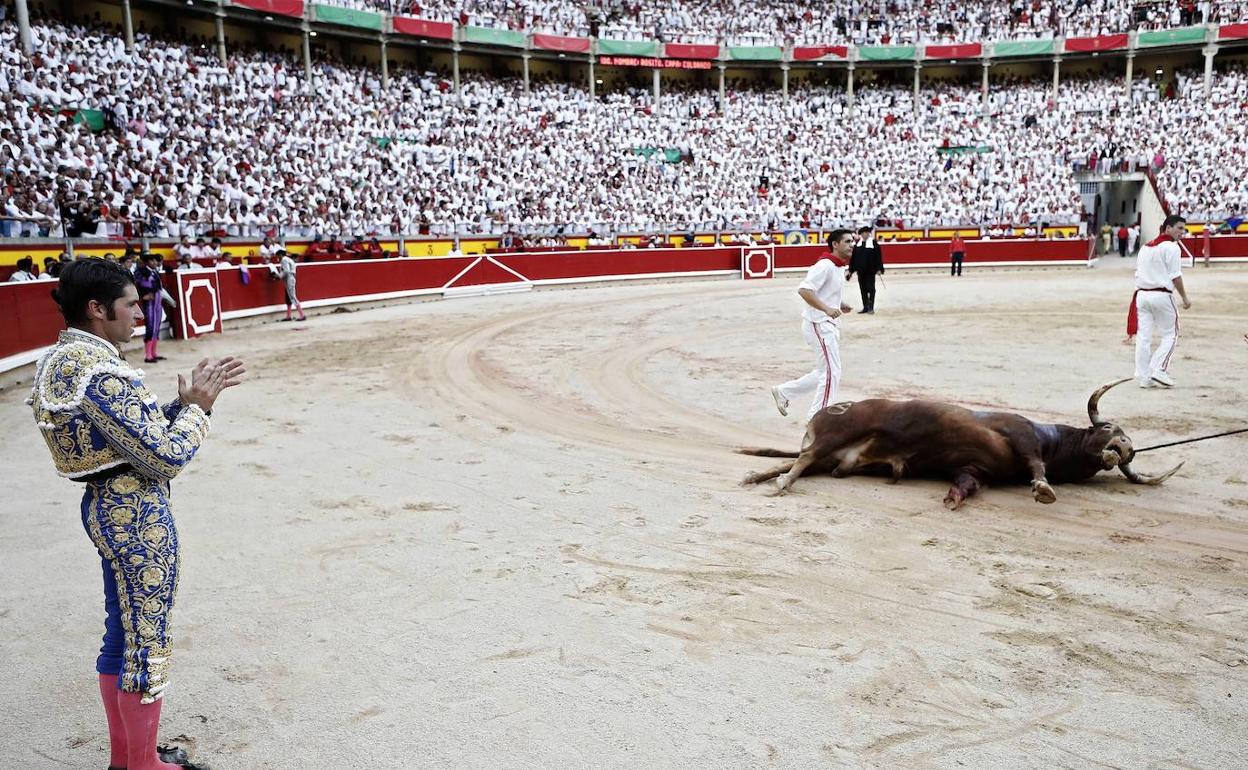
xmin=14 ymin=235 xmax=1240 ymax=374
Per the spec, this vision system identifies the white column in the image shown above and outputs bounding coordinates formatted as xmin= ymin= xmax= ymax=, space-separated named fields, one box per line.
xmin=981 ymin=60 xmax=990 ymax=115
xmin=589 ymin=54 xmax=596 ymax=97
xmin=15 ymin=0 xmax=33 ymax=55
xmin=912 ymin=62 xmax=921 ymax=115
xmin=302 ymin=20 xmax=314 ymax=94
xmin=215 ymin=0 xmax=227 ymax=64
xmin=1203 ymin=44 xmax=1216 ymax=98
xmin=122 ymin=0 xmax=135 ymax=52
xmin=1125 ymin=52 xmax=1135 ymax=102
xmin=652 ymin=67 xmax=660 ymax=107
xmin=1051 ymin=55 xmax=1060 ymax=101
xmin=452 ymin=45 xmax=461 ymax=97
xmin=523 ymin=53 xmax=531 ymax=93
xmin=717 ymin=62 xmax=726 ymax=112
xmin=781 ymin=62 xmax=790 ymax=103
xmin=846 ymin=63 xmax=856 ymax=118
xmin=380 ymin=35 xmax=389 ymax=89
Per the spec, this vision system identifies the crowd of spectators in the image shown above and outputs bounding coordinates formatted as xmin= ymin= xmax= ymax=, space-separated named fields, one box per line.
xmin=1 ymin=17 xmax=1245 ymax=245
xmin=320 ymin=1 xmax=1248 ymax=45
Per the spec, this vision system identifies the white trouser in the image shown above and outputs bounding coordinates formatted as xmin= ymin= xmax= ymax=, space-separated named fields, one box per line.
xmin=1134 ymin=291 xmax=1179 ymax=379
xmin=778 ymin=320 xmax=842 ymax=422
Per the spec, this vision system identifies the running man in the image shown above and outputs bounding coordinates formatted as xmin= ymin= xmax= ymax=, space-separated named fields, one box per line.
xmin=772 ymin=230 xmax=855 ymax=422
xmin=1129 ymin=214 xmax=1192 ymax=388
xmin=275 ymin=248 xmax=307 ymax=322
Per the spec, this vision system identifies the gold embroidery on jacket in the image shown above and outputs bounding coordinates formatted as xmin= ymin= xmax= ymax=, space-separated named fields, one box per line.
xmin=30 ymin=333 xmax=209 ymax=479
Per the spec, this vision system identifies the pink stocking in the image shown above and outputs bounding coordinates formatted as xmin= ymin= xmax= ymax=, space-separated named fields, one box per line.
xmin=99 ymin=675 xmax=128 ymax=768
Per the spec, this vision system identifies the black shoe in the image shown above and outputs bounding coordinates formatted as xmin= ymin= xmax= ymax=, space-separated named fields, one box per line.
xmin=155 ymin=356 xmax=167 ymax=361
xmin=144 ymin=358 xmax=158 ymax=363
xmin=865 ymin=309 xmax=875 ymax=314
xmin=107 ymin=746 xmax=197 ymax=769
xmin=857 ymin=309 xmax=869 ymax=313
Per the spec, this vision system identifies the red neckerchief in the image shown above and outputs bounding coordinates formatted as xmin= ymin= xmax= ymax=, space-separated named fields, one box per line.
xmin=1146 ymin=233 xmax=1174 ymax=248
xmin=827 ymin=252 xmax=849 ymax=268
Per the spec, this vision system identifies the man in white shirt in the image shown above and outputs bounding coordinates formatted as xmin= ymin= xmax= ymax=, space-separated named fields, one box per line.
xmin=7 ymin=256 xmax=36 ymax=282
xmin=772 ymin=229 xmax=856 ymax=423
xmin=177 ymin=253 xmax=205 ymax=271
xmin=174 ymin=235 xmax=193 ymax=262
xmin=1129 ymin=215 xmax=1192 ymax=388
xmin=258 ymin=236 xmax=278 ymax=264
xmin=275 ymin=249 xmax=306 ymax=322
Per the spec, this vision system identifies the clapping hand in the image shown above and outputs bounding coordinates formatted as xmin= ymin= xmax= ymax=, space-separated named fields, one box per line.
xmin=178 ymin=356 xmax=247 ymax=413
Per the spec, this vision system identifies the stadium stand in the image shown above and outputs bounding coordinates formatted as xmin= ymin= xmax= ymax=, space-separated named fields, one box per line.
xmin=1 ymin=10 xmax=1245 ymax=242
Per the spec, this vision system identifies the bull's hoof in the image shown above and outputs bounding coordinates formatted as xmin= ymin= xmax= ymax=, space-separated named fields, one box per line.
xmin=1100 ymin=449 xmax=1121 ymax=469
xmin=767 ymin=475 xmax=792 ymax=496
xmin=943 ymin=493 xmax=962 ymax=511
xmin=1031 ymin=480 xmax=1057 ymax=504
xmin=740 ymin=473 xmax=762 ymax=486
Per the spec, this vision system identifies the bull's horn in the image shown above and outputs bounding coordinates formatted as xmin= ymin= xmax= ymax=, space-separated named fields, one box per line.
xmin=1088 ymin=378 xmax=1133 ymax=425
xmin=1119 ymin=461 xmax=1184 ymax=486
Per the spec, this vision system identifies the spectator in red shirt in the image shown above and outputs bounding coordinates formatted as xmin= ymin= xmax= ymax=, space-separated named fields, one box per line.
xmin=950 ymin=233 xmax=966 ymax=277
xmin=303 ymin=236 xmax=332 ymax=261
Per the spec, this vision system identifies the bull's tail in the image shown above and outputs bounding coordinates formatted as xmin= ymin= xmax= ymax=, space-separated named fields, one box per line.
xmin=736 ymin=447 xmax=801 ymax=458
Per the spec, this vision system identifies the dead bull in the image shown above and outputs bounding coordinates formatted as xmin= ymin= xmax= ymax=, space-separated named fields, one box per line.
xmin=740 ymin=379 xmax=1183 ymax=509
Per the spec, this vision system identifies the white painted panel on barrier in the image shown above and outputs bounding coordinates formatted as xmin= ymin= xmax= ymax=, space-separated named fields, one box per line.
xmin=176 ymin=271 xmax=223 ymax=338
xmin=741 ymin=246 xmax=775 ymax=280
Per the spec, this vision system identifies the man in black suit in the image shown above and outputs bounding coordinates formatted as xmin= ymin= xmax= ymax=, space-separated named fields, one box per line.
xmin=847 ymin=225 xmax=884 ymax=314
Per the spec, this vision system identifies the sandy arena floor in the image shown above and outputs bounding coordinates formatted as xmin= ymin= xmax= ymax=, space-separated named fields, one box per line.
xmin=1 ymin=258 xmax=1246 ymax=769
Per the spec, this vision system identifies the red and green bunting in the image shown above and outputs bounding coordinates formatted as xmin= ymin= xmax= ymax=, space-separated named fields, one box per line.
xmin=992 ymin=39 xmax=1055 ymax=57
xmin=392 ymin=16 xmax=454 ymax=40
xmin=664 ymin=43 xmax=719 ymax=60
xmin=532 ymin=34 xmax=591 ymax=53
xmin=598 ymin=39 xmax=661 ymax=56
xmin=792 ymin=45 xmax=848 ymax=61
xmin=728 ymin=46 xmax=782 ymax=61
xmin=312 ymin=3 xmax=382 ymax=30
xmin=229 ymin=0 xmax=304 ymax=18
xmin=214 ymin=10 xmax=1247 ymax=60
xmin=462 ymin=26 xmax=526 ymax=47
xmin=858 ymin=45 xmax=916 ymax=61
xmin=1218 ymin=22 xmax=1248 ymax=40
xmin=925 ymin=43 xmax=981 ymax=59
xmin=1063 ymin=34 xmax=1128 ymax=53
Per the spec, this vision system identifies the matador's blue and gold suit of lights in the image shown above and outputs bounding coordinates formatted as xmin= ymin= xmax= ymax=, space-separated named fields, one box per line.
xmin=28 ymin=329 xmax=210 ymax=703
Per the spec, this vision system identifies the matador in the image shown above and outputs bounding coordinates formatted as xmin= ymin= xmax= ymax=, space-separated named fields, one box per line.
xmin=29 ymin=258 xmax=239 ymax=770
